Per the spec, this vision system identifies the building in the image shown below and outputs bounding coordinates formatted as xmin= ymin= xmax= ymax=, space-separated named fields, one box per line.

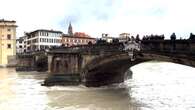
xmin=16 ymin=36 xmax=25 ymax=53
xmin=61 ymin=33 xmax=96 ymax=47
xmin=61 ymin=23 xmax=96 ymax=47
xmin=0 ymin=19 xmax=17 ymax=66
xmin=119 ymin=33 xmax=130 ymax=42
xmin=25 ymin=29 xmax=63 ymax=52
xmin=101 ymin=33 xmax=115 ymax=43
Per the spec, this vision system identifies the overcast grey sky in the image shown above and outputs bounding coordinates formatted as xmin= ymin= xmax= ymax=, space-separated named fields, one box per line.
xmin=0 ymin=0 xmax=195 ymax=38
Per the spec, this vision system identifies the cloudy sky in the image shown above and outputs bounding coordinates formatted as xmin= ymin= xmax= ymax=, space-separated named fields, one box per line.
xmin=0 ymin=0 xmax=195 ymax=38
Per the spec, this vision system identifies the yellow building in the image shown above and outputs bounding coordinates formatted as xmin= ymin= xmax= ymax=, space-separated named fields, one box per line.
xmin=0 ymin=19 xmax=17 ymax=67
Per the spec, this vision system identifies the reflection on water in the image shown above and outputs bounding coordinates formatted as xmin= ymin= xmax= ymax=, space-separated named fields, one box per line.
xmin=0 ymin=62 xmax=195 ymax=110
xmin=46 ymin=86 xmax=138 ymax=110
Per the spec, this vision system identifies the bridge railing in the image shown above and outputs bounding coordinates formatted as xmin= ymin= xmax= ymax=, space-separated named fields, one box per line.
xmin=48 ymin=43 xmax=126 ymax=54
xmin=141 ymin=40 xmax=195 ymax=53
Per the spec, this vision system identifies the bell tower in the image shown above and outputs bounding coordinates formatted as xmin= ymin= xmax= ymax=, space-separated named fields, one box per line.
xmin=68 ymin=22 xmax=73 ymax=36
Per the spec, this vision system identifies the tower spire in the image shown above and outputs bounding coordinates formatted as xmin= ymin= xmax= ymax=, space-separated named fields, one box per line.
xmin=68 ymin=22 xmax=73 ymax=36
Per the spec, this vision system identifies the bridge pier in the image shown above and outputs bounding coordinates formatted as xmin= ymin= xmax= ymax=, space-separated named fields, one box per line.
xmin=48 ymin=55 xmax=53 ymax=73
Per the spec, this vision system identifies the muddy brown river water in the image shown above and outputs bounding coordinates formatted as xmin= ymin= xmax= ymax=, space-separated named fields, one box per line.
xmin=0 ymin=62 xmax=195 ymax=110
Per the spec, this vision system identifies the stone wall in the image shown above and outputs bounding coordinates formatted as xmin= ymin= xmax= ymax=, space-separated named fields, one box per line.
xmin=16 ymin=54 xmax=48 ymax=72
xmin=16 ymin=54 xmax=35 ymax=71
xmin=7 ymin=55 xmax=17 ymax=67
xmin=50 ymin=54 xmax=80 ymax=74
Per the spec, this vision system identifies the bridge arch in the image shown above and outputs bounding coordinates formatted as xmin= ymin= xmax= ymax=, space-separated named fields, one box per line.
xmin=81 ymin=52 xmax=195 ymax=87
xmin=137 ymin=52 xmax=195 ymax=68
xmin=81 ymin=52 xmax=148 ymax=87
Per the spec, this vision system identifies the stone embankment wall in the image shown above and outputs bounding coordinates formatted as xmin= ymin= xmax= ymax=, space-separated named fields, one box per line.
xmin=16 ymin=54 xmax=35 ymax=71
xmin=16 ymin=54 xmax=48 ymax=72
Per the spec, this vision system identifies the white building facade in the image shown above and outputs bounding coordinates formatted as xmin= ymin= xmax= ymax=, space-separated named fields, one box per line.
xmin=101 ymin=33 xmax=115 ymax=43
xmin=25 ymin=29 xmax=63 ymax=52
xmin=119 ymin=33 xmax=130 ymax=42
xmin=16 ymin=36 xmax=25 ymax=53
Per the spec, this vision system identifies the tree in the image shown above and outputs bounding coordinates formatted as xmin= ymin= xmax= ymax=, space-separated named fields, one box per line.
xmin=189 ymin=33 xmax=195 ymax=40
xmin=88 ymin=41 xmax=92 ymax=45
xmin=112 ymin=38 xmax=119 ymax=43
xmin=170 ymin=33 xmax=176 ymax=40
xmin=135 ymin=34 xmax=140 ymax=42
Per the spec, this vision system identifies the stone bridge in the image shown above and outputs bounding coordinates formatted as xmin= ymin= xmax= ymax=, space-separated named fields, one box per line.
xmin=44 ymin=40 xmax=195 ymax=87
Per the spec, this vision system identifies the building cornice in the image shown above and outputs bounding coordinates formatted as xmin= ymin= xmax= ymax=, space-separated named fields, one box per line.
xmin=0 ymin=25 xmax=17 ymax=27
xmin=62 ymin=35 xmax=95 ymax=40
xmin=28 ymin=29 xmax=63 ymax=34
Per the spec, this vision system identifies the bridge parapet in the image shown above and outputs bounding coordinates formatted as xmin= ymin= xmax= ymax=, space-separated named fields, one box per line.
xmin=141 ymin=40 xmax=195 ymax=52
xmin=48 ymin=43 xmax=125 ymax=54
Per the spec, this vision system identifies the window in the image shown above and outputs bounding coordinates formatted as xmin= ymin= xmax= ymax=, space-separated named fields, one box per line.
xmin=7 ymin=34 xmax=11 ymax=40
xmin=7 ymin=28 xmax=11 ymax=31
xmin=19 ymin=45 xmax=22 ymax=48
xmin=7 ymin=44 xmax=11 ymax=48
xmin=27 ymin=41 xmax=30 ymax=44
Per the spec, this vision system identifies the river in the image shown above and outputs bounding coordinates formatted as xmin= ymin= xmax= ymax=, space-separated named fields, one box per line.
xmin=0 ymin=62 xmax=195 ymax=110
